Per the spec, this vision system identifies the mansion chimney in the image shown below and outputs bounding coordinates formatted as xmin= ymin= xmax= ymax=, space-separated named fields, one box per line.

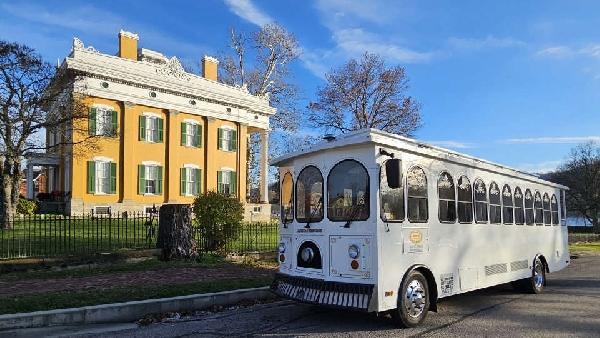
xmin=118 ymin=30 xmax=139 ymax=61
xmin=202 ymin=55 xmax=219 ymax=81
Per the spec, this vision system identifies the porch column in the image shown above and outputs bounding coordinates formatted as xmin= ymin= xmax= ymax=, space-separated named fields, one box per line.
xmin=121 ymin=101 xmax=136 ymax=203
xmin=26 ymin=163 xmax=34 ymax=199
xmin=259 ymin=129 xmax=270 ymax=203
xmin=167 ymin=109 xmax=179 ymax=203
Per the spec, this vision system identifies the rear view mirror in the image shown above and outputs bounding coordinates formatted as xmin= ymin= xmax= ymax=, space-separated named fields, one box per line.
xmin=385 ymin=159 xmax=402 ymax=189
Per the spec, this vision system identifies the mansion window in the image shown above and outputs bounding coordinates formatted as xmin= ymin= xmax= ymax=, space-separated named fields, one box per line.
xmin=138 ymin=164 xmax=163 ymax=195
xmin=218 ymin=170 xmax=237 ymax=196
xmin=87 ymin=160 xmax=116 ymax=194
xmin=139 ymin=115 xmax=164 ymax=143
xmin=89 ymin=107 xmax=118 ymax=137
xmin=181 ymin=122 xmax=202 ymax=147
xmin=218 ymin=127 xmax=237 ymax=152
xmin=181 ymin=167 xmax=202 ymax=196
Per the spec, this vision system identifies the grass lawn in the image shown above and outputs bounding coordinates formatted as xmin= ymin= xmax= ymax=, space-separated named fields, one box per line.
xmin=0 ymin=255 xmax=278 ymax=315
xmin=570 ymin=242 xmax=600 ymax=252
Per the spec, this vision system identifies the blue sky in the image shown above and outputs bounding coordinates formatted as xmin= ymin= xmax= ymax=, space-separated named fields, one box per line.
xmin=2 ymin=0 xmax=599 ymax=173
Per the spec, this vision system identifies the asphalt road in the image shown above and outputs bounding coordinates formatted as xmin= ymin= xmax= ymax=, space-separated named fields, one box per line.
xmin=11 ymin=253 xmax=600 ymax=338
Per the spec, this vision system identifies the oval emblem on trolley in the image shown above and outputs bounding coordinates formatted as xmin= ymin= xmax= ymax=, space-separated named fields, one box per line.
xmin=409 ymin=230 xmax=423 ymax=244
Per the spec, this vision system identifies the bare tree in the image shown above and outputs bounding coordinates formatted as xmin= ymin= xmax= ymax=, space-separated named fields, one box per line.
xmin=0 ymin=41 xmax=90 ymax=228
xmin=551 ymin=141 xmax=600 ymax=233
xmin=219 ymin=23 xmax=302 ymax=132
xmin=217 ymin=23 xmax=303 ymax=198
xmin=307 ymin=52 xmax=422 ymax=137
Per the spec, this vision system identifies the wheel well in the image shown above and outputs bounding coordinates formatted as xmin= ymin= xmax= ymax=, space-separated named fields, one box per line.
xmin=415 ymin=266 xmax=438 ymax=312
xmin=536 ymin=254 xmax=549 ymax=286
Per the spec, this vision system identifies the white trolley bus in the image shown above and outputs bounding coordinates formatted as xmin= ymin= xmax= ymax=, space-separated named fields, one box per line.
xmin=269 ymin=128 xmax=570 ymax=327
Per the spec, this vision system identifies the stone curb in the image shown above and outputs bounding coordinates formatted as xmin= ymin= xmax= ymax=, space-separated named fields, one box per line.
xmin=0 ymin=287 xmax=273 ymax=330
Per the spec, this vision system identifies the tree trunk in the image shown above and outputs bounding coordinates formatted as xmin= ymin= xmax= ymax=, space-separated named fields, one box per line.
xmin=156 ymin=204 xmax=199 ymax=261
xmin=592 ymin=215 xmax=600 ymax=234
xmin=0 ymin=159 xmax=19 ymax=230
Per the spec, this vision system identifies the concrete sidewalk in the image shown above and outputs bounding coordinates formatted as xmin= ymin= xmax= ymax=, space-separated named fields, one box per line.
xmin=0 ymin=287 xmax=273 ymax=331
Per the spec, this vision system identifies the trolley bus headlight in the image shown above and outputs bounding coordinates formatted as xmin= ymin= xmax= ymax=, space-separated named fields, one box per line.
xmin=348 ymin=244 xmax=360 ymax=259
xmin=301 ymin=247 xmax=314 ymax=262
xmin=278 ymin=242 xmax=286 ymax=253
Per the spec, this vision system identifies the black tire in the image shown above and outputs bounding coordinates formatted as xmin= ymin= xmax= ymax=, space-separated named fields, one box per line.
xmin=524 ymin=258 xmax=546 ymax=294
xmin=392 ymin=270 xmax=430 ymax=328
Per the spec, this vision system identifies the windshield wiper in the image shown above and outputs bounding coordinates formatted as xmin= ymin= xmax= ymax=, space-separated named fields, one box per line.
xmin=305 ymin=197 xmax=323 ymax=229
xmin=344 ymin=193 xmax=367 ymax=228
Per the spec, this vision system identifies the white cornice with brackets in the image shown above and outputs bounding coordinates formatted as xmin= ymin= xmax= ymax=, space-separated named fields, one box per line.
xmin=75 ymin=77 xmax=270 ymax=129
xmin=65 ymin=46 xmax=276 ymax=118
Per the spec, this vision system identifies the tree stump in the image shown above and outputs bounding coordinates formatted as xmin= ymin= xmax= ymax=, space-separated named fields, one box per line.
xmin=156 ymin=204 xmax=199 ymax=261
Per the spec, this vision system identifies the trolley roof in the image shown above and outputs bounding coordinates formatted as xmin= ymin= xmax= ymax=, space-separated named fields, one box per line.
xmin=271 ymin=128 xmax=568 ymax=190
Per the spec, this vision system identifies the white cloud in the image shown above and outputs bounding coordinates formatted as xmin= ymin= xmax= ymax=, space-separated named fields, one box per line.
xmin=314 ymin=0 xmax=411 ymax=26
xmin=426 ymin=141 xmax=475 ymax=149
xmin=499 ymin=137 xmax=600 ymax=144
xmin=333 ymin=29 xmax=434 ymax=63
xmin=537 ymin=44 xmax=600 ymax=59
xmin=222 ymin=0 xmax=273 ymax=27
xmin=516 ymin=160 xmax=561 ymax=174
xmin=447 ymin=35 xmax=526 ymax=51
xmin=1 ymin=3 xmax=122 ymax=35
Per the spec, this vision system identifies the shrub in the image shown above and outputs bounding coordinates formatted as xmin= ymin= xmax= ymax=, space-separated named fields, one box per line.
xmin=17 ymin=197 xmax=38 ymax=215
xmin=193 ymin=191 xmax=244 ymax=253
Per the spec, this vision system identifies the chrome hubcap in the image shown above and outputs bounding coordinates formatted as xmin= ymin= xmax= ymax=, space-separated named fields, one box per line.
xmin=404 ymin=280 xmax=426 ymax=318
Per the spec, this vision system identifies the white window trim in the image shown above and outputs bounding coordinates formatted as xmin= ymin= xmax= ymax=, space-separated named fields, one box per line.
xmin=93 ymin=156 xmax=114 ymax=162
xmin=142 ymin=160 xmax=160 ymax=166
xmin=184 ymin=163 xmax=200 ymax=169
xmin=142 ymin=112 xmax=161 ymax=118
xmin=93 ymin=103 xmax=115 ymax=110
xmin=220 ymin=125 xmax=234 ymax=130
xmin=220 ymin=166 xmax=234 ymax=172
xmin=183 ymin=118 xmax=200 ymax=125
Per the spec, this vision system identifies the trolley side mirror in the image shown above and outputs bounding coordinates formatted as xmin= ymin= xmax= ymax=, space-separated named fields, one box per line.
xmin=385 ymin=159 xmax=402 ymax=189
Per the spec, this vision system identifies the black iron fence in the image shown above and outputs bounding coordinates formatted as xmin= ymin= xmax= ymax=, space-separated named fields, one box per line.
xmin=0 ymin=212 xmax=279 ymax=260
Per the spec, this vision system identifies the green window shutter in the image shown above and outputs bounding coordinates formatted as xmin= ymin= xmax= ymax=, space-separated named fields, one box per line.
xmin=158 ymin=118 xmax=164 ymax=143
xmin=87 ymin=161 xmax=96 ymax=193
xmin=139 ymin=116 xmax=146 ymax=141
xmin=111 ymin=111 xmax=118 ymax=137
xmin=231 ymin=171 xmax=237 ymax=196
xmin=232 ymin=130 xmax=238 ymax=151
xmin=180 ymin=167 xmax=186 ymax=196
xmin=138 ymin=165 xmax=145 ymax=194
xmin=197 ymin=125 xmax=203 ymax=148
xmin=217 ymin=128 xmax=223 ymax=150
xmin=195 ymin=169 xmax=202 ymax=195
xmin=181 ymin=122 xmax=187 ymax=146
xmin=109 ymin=162 xmax=117 ymax=194
xmin=157 ymin=166 xmax=163 ymax=195
xmin=88 ymin=108 xmax=96 ymax=136
xmin=217 ymin=171 xmax=223 ymax=194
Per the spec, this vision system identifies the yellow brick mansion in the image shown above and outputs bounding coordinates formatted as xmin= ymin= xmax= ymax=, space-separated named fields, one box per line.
xmin=25 ymin=30 xmax=274 ymax=220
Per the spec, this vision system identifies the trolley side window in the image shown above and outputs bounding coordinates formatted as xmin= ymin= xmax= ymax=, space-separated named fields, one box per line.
xmin=474 ymin=178 xmax=488 ymax=223
xmin=380 ymin=160 xmax=405 ymax=222
xmin=407 ymin=166 xmax=428 ymax=223
xmin=489 ymin=182 xmax=501 ymax=224
xmin=457 ymin=175 xmax=473 ymax=223
xmin=524 ymin=189 xmax=534 ymax=225
xmin=327 ymin=160 xmax=370 ymax=222
xmin=551 ymin=194 xmax=559 ymax=225
xmin=295 ymin=165 xmax=324 ymax=223
xmin=438 ymin=171 xmax=456 ymax=223
xmin=281 ymin=172 xmax=294 ymax=224
xmin=502 ymin=184 xmax=514 ymax=224
xmin=514 ymin=187 xmax=524 ymax=225
xmin=543 ymin=193 xmax=551 ymax=226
